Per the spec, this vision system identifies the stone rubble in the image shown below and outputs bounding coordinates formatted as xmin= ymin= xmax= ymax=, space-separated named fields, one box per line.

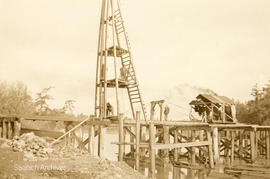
xmin=7 ymin=132 xmax=53 ymax=160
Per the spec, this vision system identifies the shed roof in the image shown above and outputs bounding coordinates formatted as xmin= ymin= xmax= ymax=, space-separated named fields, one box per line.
xmin=190 ymin=94 xmax=234 ymax=105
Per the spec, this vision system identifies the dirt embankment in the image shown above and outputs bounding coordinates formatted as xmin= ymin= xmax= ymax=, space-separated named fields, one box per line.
xmin=0 ymin=133 xmax=146 ymax=179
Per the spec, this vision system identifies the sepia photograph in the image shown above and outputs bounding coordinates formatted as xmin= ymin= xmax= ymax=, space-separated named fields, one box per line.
xmin=1 ymin=0 xmax=270 ymax=178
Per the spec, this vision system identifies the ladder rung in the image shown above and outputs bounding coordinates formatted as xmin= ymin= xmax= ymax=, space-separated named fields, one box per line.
xmin=131 ymin=97 xmax=140 ymax=100
xmin=128 ymin=84 xmax=138 ymax=88
xmin=114 ymin=13 xmax=121 ymax=18
xmin=117 ymin=26 xmax=124 ymax=31
xmin=123 ymin=61 xmax=131 ymax=64
xmin=128 ymin=69 xmax=134 ymax=73
xmin=127 ymin=75 xmax=135 ymax=79
xmin=128 ymin=79 xmax=136 ymax=82
xmin=132 ymin=101 xmax=141 ymax=104
xmin=130 ymin=93 xmax=139 ymax=96
xmin=122 ymin=55 xmax=130 ymax=59
xmin=129 ymin=89 xmax=138 ymax=93
xmin=117 ymin=30 xmax=124 ymax=34
xmin=114 ymin=11 xmax=121 ymax=16
xmin=116 ymin=22 xmax=122 ymax=27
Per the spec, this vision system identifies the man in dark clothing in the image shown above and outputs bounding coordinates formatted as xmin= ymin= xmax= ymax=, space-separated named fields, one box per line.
xmin=106 ymin=102 xmax=114 ymax=116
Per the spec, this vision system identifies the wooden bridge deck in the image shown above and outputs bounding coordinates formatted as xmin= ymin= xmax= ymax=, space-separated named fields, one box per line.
xmin=1 ymin=114 xmax=270 ymax=179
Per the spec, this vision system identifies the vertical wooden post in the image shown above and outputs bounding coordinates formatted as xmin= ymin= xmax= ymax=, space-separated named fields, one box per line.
xmin=207 ymin=129 xmax=214 ymax=168
xmin=140 ymin=126 xmax=146 ymax=157
xmin=7 ymin=121 xmax=12 ymax=139
xmin=212 ymin=127 xmax=220 ymax=162
xmin=159 ymin=104 xmax=163 ymax=121
xmin=225 ymin=131 xmax=230 ymax=162
xmin=98 ymin=125 xmax=106 ymax=158
xmin=163 ymin=125 xmax=170 ymax=164
xmin=266 ymin=130 xmax=270 ymax=159
xmin=250 ymin=129 xmax=256 ymax=162
xmin=88 ymin=124 xmax=95 ymax=155
xmin=68 ymin=132 xmax=71 ymax=147
xmin=2 ymin=120 xmax=6 ymax=139
xmin=174 ymin=129 xmax=178 ymax=161
xmin=222 ymin=104 xmax=226 ymax=123
xmin=231 ymin=131 xmax=235 ymax=164
xmin=150 ymin=102 xmax=155 ymax=121
xmin=231 ymin=104 xmax=237 ymax=122
xmin=135 ymin=111 xmax=141 ymax=170
xmin=255 ymin=129 xmax=259 ymax=159
xmin=0 ymin=121 xmax=2 ymax=138
xmin=199 ymin=130 xmax=204 ymax=157
xmin=149 ymin=121 xmax=155 ymax=179
xmin=130 ymin=127 xmax=135 ymax=157
xmin=79 ymin=126 xmax=83 ymax=151
xmin=210 ymin=104 xmax=214 ymax=122
xmin=14 ymin=118 xmax=21 ymax=137
xmin=110 ymin=0 xmax=120 ymax=116
xmin=118 ymin=114 xmax=124 ymax=161
xmin=191 ymin=130 xmax=196 ymax=165
xmin=173 ymin=167 xmax=180 ymax=179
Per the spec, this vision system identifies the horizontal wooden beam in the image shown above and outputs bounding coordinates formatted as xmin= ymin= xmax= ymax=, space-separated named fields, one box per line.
xmin=111 ymin=142 xmax=149 ymax=148
xmin=153 ymin=141 xmax=210 ymax=150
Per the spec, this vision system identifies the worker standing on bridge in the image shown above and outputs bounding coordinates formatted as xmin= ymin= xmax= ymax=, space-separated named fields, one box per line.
xmin=106 ymin=102 xmax=114 ymax=116
xmin=164 ymin=105 xmax=170 ymax=121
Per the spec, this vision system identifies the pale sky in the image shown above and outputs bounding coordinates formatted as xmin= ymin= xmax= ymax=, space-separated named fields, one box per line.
xmin=1 ymin=0 xmax=270 ymax=114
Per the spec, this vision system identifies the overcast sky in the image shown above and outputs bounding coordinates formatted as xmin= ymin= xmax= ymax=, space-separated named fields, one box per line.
xmin=1 ymin=0 xmax=270 ymax=114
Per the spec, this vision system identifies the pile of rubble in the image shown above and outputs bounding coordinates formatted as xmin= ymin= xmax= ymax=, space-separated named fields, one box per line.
xmin=7 ymin=132 xmax=53 ymax=159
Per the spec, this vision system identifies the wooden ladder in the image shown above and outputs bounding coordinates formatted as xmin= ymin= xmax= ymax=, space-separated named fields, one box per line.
xmin=113 ymin=9 xmax=147 ymax=120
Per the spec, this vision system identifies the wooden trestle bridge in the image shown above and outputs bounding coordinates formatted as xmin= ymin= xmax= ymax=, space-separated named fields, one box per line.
xmin=1 ymin=1 xmax=270 ymax=179
xmin=1 ymin=109 xmax=270 ymax=179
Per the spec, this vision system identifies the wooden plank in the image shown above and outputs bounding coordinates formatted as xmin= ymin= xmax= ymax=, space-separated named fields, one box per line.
xmin=50 ymin=117 xmax=90 ymax=146
xmin=21 ymin=115 xmax=88 ymax=122
xmin=135 ymin=111 xmax=141 ymax=170
xmin=154 ymin=141 xmax=210 ymax=150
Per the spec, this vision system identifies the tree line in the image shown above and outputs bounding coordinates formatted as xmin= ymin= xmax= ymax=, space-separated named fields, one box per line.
xmin=0 ymin=81 xmax=86 ymax=119
xmin=236 ymin=80 xmax=270 ymax=125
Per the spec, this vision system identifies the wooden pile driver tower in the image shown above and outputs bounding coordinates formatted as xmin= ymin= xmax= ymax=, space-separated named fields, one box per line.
xmin=94 ymin=0 xmax=147 ymax=120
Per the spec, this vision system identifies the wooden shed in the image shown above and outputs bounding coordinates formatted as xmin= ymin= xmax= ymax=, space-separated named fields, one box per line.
xmin=189 ymin=94 xmax=237 ymax=123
